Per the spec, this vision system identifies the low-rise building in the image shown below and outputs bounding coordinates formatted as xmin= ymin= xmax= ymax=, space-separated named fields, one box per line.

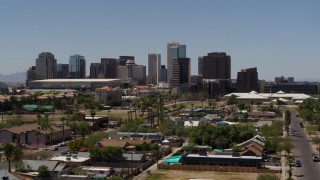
xmin=81 ymin=166 xmax=113 ymax=177
xmin=122 ymin=153 xmax=146 ymax=163
xmin=97 ymin=138 xmax=154 ymax=150
xmin=0 ymin=123 xmax=71 ymax=146
xmin=50 ymin=152 xmax=91 ymax=166
xmin=95 ymin=86 xmax=122 ymax=106
xmin=180 ymin=153 xmax=263 ymax=167
xmin=22 ymin=160 xmax=69 ymax=177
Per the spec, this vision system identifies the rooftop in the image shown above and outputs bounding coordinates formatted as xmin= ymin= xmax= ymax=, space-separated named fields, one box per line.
xmin=51 ymin=155 xmax=90 ymax=163
xmin=186 ymin=154 xmax=262 ymax=160
xmin=3 ymin=123 xmax=70 ymax=135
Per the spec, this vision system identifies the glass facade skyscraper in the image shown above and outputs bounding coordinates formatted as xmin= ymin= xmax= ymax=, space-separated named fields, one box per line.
xmin=68 ymin=54 xmax=86 ymax=78
xmin=167 ymin=42 xmax=186 ymax=84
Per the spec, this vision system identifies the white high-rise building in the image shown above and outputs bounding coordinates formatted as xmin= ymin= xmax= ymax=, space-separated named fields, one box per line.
xmin=148 ymin=53 xmax=161 ymax=85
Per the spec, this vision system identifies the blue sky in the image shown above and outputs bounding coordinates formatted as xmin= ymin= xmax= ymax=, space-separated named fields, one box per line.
xmin=0 ymin=0 xmax=319 ymax=81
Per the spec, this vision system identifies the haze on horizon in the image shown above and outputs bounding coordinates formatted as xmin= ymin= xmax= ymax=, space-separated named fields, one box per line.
xmin=0 ymin=0 xmax=319 ymax=81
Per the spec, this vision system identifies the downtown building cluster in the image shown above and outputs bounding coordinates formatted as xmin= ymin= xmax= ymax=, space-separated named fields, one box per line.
xmin=25 ymin=42 xmax=319 ymax=96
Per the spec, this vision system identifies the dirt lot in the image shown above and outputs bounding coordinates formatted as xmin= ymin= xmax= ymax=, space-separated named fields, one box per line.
xmin=147 ymin=170 xmax=261 ymax=180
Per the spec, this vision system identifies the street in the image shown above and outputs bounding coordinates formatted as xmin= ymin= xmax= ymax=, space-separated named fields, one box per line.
xmin=289 ymin=108 xmax=320 ymax=179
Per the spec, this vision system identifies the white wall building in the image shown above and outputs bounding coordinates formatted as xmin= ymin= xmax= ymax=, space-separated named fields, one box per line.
xmin=148 ymin=53 xmax=161 ymax=85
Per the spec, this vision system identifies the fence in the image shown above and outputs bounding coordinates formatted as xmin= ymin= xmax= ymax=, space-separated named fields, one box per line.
xmin=158 ymin=164 xmax=278 ymax=173
xmin=123 ymin=159 xmax=156 ymax=180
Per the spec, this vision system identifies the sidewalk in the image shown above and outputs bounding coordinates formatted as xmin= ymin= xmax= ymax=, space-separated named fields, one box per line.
xmin=133 ymin=147 xmax=182 ymax=180
xmin=302 ymin=121 xmax=320 ymax=155
xmin=281 ymin=130 xmax=288 ymax=180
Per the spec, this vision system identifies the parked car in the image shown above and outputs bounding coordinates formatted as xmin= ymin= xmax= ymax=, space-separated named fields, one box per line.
xmin=264 ymin=158 xmax=279 ymax=163
xmin=59 ymin=142 xmax=67 ymax=147
xmin=51 ymin=146 xmax=59 ymax=151
xmin=295 ymin=160 xmax=302 ymax=167
xmin=312 ymin=154 xmax=320 ymax=162
xmin=290 ymin=132 xmax=295 ymax=136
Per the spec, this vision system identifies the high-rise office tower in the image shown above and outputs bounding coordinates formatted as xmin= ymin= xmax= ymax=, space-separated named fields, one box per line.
xmin=160 ymin=65 xmax=167 ymax=83
xmin=26 ymin=66 xmax=36 ymax=86
xmin=132 ymin=65 xmax=146 ymax=85
xmin=126 ymin=60 xmax=135 ymax=79
xmin=167 ymin=42 xmax=186 ymax=84
xmin=236 ymin=67 xmax=258 ymax=92
xmin=171 ymin=58 xmax=190 ymax=87
xmin=35 ymin=52 xmax=57 ymax=80
xmin=198 ymin=56 xmax=203 ymax=76
xmin=118 ymin=56 xmax=134 ymax=66
xmin=202 ymin=52 xmax=231 ymax=79
xmin=101 ymin=58 xmax=117 ymax=78
xmin=57 ymin=64 xmax=69 ymax=79
xmin=275 ymin=76 xmax=295 ymax=84
xmin=148 ymin=53 xmax=161 ymax=85
xmin=90 ymin=63 xmax=105 ymax=79
xmin=68 ymin=54 xmax=86 ymax=78
xmin=117 ymin=60 xmax=146 ymax=85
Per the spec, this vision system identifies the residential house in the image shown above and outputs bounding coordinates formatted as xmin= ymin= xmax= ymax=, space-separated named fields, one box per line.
xmin=22 ymin=160 xmax=69 ymax=177
xmin=184 ymin=120 xmax=200 ymax=127
xmin=80 ymin=166 xmax=113 ymax=178
xmin=239 ymin=142 xmax=264 ymax=157
xmin=50 ymin=152 xmax=91 ymax=166
xmin=122 ymin=153 xmax=146 ymax=163
xmin=0 ymin=123 xmax=71 ymax=146
xmin=108 ymin=132 xmax=163 ymax=142
xmin=98 ymin=138 xmax=153 ymax=150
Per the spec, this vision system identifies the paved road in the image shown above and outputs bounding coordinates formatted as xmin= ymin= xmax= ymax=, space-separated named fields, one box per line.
xmin=289 ymin=108 xmax=320 ymax=179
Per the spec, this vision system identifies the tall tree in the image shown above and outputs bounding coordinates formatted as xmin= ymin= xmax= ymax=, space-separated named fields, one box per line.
xmin=38 ymin=165 xmax=49 ymax=177
xmin=284 ymin=109 xmax=291 ymax=135
xmin=3 ymin=143 xmax=23 ymax=172
xmin=90 ymin=108 xmax=96 ymax=125
xmin=3 ymin=143 xmax=14 ymax=172
xmin=77 ymin=121 xmax=91 ymax=139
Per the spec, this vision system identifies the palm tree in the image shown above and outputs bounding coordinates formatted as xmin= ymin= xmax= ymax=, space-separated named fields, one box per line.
xmin=12 ymin=143 xmax=23 ymax=162
xmin=61 ymin=117 xmax=65 ymax=142
xmin=286 ymin=155 xmax=295 ymax=180
xmin=3 ymin=143 xmax=23 ymax=172
xmin=90 ymin=109 xmax=96 ymax=125
xmin=3 ymin=143 xmax=14 ymax=172
xmin=48 ymin=127 xmax=54 ymax=146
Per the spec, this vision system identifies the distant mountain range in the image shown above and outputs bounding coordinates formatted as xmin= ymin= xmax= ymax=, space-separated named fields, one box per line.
xmin=0 ymin=72 xmax=26 ymax=83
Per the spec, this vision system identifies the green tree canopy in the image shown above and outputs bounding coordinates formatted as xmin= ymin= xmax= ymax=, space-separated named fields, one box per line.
xmin=38 ymin=165 xmax=49 ymax=177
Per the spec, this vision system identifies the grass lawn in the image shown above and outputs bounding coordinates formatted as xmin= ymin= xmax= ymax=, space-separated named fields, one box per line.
xmin=146 ymin=170 xmax=261 ymax=180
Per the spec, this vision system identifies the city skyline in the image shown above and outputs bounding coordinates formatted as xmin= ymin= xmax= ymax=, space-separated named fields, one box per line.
xmin=0 ymin=1 xmax=319 ymax=81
